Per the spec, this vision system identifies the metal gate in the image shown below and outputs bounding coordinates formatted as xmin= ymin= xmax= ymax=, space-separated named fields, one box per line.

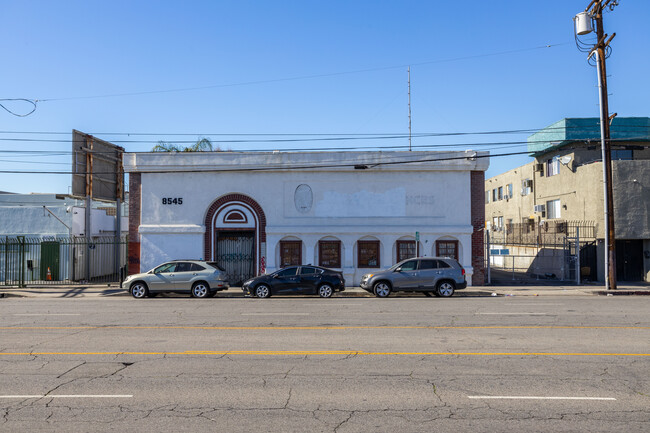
xmin=1 ymin=235 xmax=128 ymax=287
xmin=486 ymin=244 xmax=573 ymax=284
xmin=215 ymin=231 xmax=255 ymax=286
xmin=485 ymin=222 xmax=595 ymax=285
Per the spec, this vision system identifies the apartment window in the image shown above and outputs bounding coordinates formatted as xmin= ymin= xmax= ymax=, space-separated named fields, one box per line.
xmin=506 ymin=183 xmax=513 ymax=199
xmin=492 ymin=216 xmax=504 ymax=231
xmin=436 ymin=240 xmax=458 ymax=260
xmin=492 ymin=188 xmax=497 ymax=202
xmin=358 ymin=240 xmax=380 ymax=268
xmin=523 ymin=218 xmax=535 ymax=233
xmin=546 ymin=199 xmax=561 ymax=219
xmin=319 ymin=240 xmax=341 ymax=268
xmin=280 ymin=241 xmax=302 ymax=267
xmin=546 ymin=156 xmax=560 ymax=176
xmin=497 ymin=186 xmax=503 ymax=200
xmin=485 ymin=191 xmax=490 ymax=204
xmin=521 ymin=179 xmax=532 ymax=196
xmin=397 ymin=240 xmax=416 ymax=262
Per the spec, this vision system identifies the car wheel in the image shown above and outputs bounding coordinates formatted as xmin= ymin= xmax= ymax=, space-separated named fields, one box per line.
xmin=130 ymin=282 xmax=149 ymax=299
xmin=373 ymin=281 xmax=391 ymax=298
xmin=436 ymin=281 xmax=455 ymax=297
xmin=255 ymin=284 xmax=271 ymax=298
xmin=318 ymin=284 xmax=333 ymax=298
xmin=191 ymin=282 xmax=210 ymax=298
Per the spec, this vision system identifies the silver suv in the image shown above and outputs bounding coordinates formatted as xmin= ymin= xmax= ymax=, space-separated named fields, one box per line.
xmin=360 ymin=257 xmax=466 ymax=298
xmin=124 ymin=260 xmax=230 ymax=299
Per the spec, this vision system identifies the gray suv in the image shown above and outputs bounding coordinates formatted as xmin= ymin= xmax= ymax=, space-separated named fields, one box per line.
xmin=124 ymin=260 xmax=229 ymax=299
xmin=360 ymin=257 xmax=466 ymax=298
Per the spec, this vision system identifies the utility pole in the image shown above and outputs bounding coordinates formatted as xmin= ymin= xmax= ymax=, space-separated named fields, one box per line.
xmin=85 ymin=136 xmax=93 ymax=282
xmin=574 ymin=0 xmax=618 ymax=290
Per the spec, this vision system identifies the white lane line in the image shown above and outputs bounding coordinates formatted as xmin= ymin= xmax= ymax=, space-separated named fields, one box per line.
xmin=500 ymin=303 xmax=564 ymax=306
xmin=475 ymin=313 xmax=550 ymax=316
xmin=0 ymin=395 xmax=133 ymax=398
xmin=14 ymin=314 xmax=81 ymax=316
xmin=293 ymin=303 xmax=360 ymax=306
xmin=242 ymin=313 xmax=310 ymax=316
xmin=468 ymin=396 xmax=616 ymax=401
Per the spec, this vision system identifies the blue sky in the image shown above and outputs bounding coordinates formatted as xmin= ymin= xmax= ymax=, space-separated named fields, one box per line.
xmin=1 ymin=0 xmax=648 ymax=194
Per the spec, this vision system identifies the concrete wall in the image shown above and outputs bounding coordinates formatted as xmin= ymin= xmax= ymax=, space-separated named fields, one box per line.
xmin=489 ymin=244 xmax=569 ymax=280
xmin=612 ymin=160 xmax=650 ymax=239
xmin=644 ymin=239 xmax=650 ymax=282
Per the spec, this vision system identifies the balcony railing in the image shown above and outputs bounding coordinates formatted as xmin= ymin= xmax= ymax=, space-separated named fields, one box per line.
xmin=489 ymin=220 xmax=596 ymax=246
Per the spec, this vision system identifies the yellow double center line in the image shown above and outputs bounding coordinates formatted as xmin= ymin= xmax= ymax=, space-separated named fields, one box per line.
xmin=1 ymin=325 xmax=649 ymax=330
xmin=2 ymin=326 xmax=647 ymax=356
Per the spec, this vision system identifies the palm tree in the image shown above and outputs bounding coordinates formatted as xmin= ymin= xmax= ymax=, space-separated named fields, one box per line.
xmin=151 ymin=142 xmax=182 ymax=152
xmin=152 ymin=137 xmax=216 ymax=152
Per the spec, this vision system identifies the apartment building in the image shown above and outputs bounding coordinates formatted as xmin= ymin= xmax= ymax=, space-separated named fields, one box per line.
xmin=486 ymin=117 xmax=650 ymax=282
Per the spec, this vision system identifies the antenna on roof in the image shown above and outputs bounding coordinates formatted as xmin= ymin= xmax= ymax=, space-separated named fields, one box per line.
xmin=408 ymin=67 xmax=412 ymax=152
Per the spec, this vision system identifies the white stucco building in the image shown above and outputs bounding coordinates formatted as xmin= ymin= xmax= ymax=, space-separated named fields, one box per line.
xmin=0 ymin=192 xmax=126 ymax=237
xmin=124 ymin=151 xmax=488 ymax=286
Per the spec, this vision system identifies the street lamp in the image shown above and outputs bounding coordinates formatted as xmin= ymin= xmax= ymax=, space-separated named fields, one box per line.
xmin=573 ymin=0 xmax=618 ymax=290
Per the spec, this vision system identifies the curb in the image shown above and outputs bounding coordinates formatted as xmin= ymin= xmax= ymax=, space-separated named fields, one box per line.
xmin=595 ymin=290 xmax=650 ymax=296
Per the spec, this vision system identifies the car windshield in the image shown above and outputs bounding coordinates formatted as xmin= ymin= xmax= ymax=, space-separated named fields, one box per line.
xmin=274 ymin=267 xmax=298 ymax=277
xmin=387 ymin=259 xmax=417 ymax=271
xmin=153 ymin=263 xmax=176 ymax=274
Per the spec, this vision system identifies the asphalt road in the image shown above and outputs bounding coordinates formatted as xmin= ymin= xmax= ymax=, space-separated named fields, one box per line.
xmin=1 ymin=296 xmax=649 ymax=432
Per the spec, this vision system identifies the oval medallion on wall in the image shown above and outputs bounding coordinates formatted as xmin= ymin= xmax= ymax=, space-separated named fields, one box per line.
xmin=294 ymin=184 xmax=313 ymax=213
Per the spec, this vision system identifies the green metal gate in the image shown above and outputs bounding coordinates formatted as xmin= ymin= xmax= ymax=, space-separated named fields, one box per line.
xmin=40 ymin=241 xmax=60 ymax=281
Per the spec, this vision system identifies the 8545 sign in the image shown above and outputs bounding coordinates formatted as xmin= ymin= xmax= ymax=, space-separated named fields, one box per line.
xmin=162 ymin=197 xmax=183 ymax=205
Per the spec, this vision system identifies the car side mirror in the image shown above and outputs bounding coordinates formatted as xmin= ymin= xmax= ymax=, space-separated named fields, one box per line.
xmin=394 ymin=267 xmax=402 ymax=272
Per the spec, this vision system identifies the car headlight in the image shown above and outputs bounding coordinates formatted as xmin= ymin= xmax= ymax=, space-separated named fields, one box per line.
xmin=363 ymin=274 xmax=373 ymax=280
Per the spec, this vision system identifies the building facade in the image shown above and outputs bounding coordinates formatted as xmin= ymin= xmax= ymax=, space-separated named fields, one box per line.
xmin=124 ymin=151 xmax=488 ymax=286
xmin=485 ymin=117 xmax=650 ymax=282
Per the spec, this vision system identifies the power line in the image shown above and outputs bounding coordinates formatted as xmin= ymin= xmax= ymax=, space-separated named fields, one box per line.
xmin=32 ymin=43 xmax=570 ymax=103
xmin=0 ymin=149 xmax=567 ymax=175
xmin=2 ymin=123 xmax=649 ymax=138
xmin=0 ymin=99 xmax=37 ymax=117
xmin=0 ymin=137 xmax=645 ymax=155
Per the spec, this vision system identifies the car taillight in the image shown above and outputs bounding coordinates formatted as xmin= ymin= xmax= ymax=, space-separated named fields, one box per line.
xmin=461 ymin=268 xmax=465 ymax=276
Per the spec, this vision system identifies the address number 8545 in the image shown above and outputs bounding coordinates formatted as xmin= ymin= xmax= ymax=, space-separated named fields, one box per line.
xmin=162 ymin=198 xmax=183 ymax=205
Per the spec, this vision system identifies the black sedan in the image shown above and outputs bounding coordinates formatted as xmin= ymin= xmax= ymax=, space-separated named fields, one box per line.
xmin=242 ymin=265 xmax=345 ymax=298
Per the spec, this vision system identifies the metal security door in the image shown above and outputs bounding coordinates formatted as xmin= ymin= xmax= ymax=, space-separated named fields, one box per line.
xmin=40 ymin=241 xmax=60 ymax=281
xmin=215 ymin=231 xmax=255 ymax=286
xmin=616 ymin=240 xmax=643 ymax=281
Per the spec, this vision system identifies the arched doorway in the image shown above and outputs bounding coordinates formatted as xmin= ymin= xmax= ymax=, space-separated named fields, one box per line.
xmin=204 ymin=194 xmax=266 ymax=285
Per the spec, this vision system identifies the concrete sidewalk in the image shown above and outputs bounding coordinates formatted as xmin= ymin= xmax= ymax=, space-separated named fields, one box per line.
xmin=1 ymin=283 xmax=649 ymax=298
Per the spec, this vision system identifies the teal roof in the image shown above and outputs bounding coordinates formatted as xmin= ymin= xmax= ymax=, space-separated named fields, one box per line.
xmin=528 ymin=117 xmax=650 ymax=155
